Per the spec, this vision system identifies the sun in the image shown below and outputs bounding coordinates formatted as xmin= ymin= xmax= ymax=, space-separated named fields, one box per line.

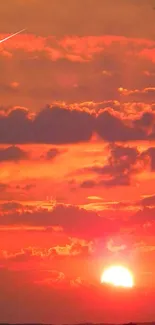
xmin=101 ymin=265 xmax=134 ymax=288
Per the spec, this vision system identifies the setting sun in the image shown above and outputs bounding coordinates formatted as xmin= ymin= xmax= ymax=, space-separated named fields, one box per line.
xmin=101 ymin=265 xmax=134 ymax=288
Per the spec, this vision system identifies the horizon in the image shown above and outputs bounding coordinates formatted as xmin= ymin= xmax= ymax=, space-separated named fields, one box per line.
xmin=0 ymin=321 xmax=154 ymax=325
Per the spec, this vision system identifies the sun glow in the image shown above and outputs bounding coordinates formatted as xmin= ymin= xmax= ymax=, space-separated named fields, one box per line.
xmin=101 ymin=265 xmax=134 ymax=288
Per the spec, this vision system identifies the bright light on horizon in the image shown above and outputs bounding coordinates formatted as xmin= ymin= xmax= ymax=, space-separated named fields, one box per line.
xmin=101 ymin=265 xmax=134 ymax=288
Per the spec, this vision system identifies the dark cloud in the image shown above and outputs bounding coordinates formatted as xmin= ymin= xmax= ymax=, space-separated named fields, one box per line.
xmin=0 ymin=108 xmax=32 ymax=143
xmin=133 ymin=111 xmax=155 ymax=132
xmin=0 ymin=201 xmax=23 ymax=211
xmin=140 ymin=195 xmax=155 ymax=207
xmin=22 ymin=184 xmax=36 ymax=191
xmin=33 ymin=106 xmax=94 ymax=143
xmin=0 ymin=200 xmax=153 ymax=238
xmin=144 ymin=147 xmax=155 ymax=170
xmin=1 ymin=106 xmax=155 ymax=144
xmin=41 ymin=147 xmax=66 ymax=160
xmin=0 ymin=183 xmax=9 ymax=192
xmin=96 ymin=109 xmax=145 ymax=141
xmin=0 ymin=203 xmax=123 ymax=239
xmin=149 ymin=127 xmax=155 ymax=140
xmin=80 ymin=144 xmax=148 ymax=187
xmin=44 ymin=148 xmax=61 ymax=160
xmin=15 ymin=184 xmax=36 ymax=192
xmin=96 ymin=109 xmax=155 ymax=142
xmin=80 ymin=180 xmax=97 ymax=188
xmin=132 ymin=207 xmax=155 ymax=225
xmin=0 ymin=145 xmax=26 ymax=161
xmin=0 ymin=106 xmax=94 ymax=144
xmin=80 ymin=177 xmax=130 ymax=188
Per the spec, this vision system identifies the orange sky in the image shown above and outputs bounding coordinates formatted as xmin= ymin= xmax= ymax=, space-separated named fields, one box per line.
xmin=0 ymin=0 xmax=155 ymax=323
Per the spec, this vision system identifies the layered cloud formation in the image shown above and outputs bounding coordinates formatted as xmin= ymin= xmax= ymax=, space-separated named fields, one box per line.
xmin=0 ymin=0 xmax=155 ymax=323
xmin=1 ymin=105 xmax=155 ymax=143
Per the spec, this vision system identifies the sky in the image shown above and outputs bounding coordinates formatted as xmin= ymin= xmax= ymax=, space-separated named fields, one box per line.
xmin=0 ymin=0 xmax=155 ymax=323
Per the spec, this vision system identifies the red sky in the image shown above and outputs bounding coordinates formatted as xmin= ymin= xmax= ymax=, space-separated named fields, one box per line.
xmin=0 ymin=0 xmax=155 ymax=323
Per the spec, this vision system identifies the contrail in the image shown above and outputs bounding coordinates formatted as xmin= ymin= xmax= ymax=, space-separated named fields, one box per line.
xmin=0 ymin=28 xmax=26 ymax=44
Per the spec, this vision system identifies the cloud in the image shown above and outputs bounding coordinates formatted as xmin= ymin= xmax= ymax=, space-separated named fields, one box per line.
xmin=0 ymin=202 xmax=124 ymax=239
xmin=96 ymin=109 xmax=145 ymax=141
xmin=40 ymin=147 xmax=65 ymax=160
xmin=0 ymin=145 xmax=27 ymax=161
xmin=107 ymin=239 xmax=126 ymax=252
xmin=0 ymin=106 xmax=94 ymax=144
xmin=0 ymin=266 xmax=94 ymax=324
xmin=35 ymin=272 xmax=88 ymax=289
xmin=144 ymin=147 xmax=155 ymax=170
xmin=1 ymin=106 xmax=155 ymax=144
xmin=0 ymin=201 xmax=23 ymax=211
xmin=44 ymin=148 xmax=60 ymax=160
xmin=132 ymin=207 xmax=155 ymax=226
xmin=133 ymin=111 xmax=155 ymax=134
xmin=134 ymin=241 xmax=155 ymax=253
xmin=32 ymin=106 xmax=94 ymax=143
xmin=1 ymin=238 xmax=93 ymax=265
xmin=0 ymin=183 xmax=9 ymax=192
xmin=35 ymin=270 xmax=65 ymax=286
xmin=2 ymin=248 xmax=41 ymax=263
xmin=0 ymin=2 xmax=155 ymax=323
xmin=120 ymin=87 xmax=155 ymax=103
xmin=80 ymin=177 xmax=130 ymax=188
xmin=0 ymin=30 xmax=155 ymax=110
xmin=140 ymin=194 xmax=155 ymax=207
xmin=0 ymin=199 xmax=152 ymax=239
xmin=80 ymin=144 xmax=148 ymax=187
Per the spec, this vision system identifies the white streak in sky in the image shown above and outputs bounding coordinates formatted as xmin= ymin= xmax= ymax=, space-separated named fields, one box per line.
xmin=0 ymin=28 xmax=26 ymax=44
